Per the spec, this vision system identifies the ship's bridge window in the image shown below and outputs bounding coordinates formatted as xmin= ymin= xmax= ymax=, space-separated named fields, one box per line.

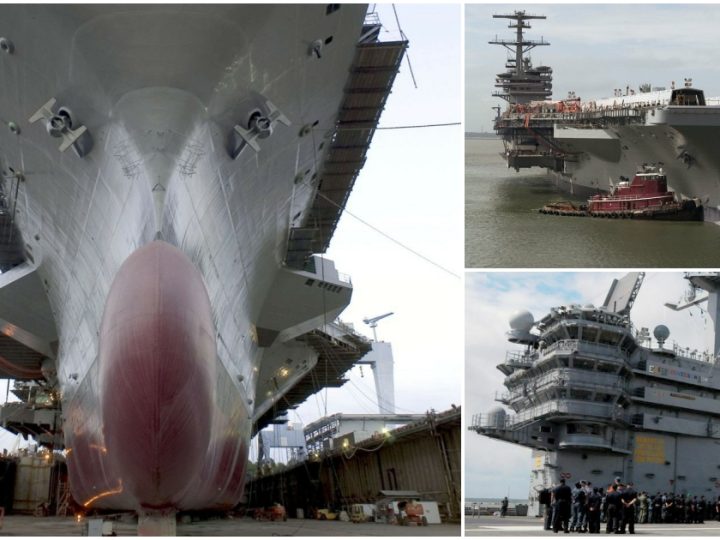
xmin=597 ymin=364 xmax=617 ymax=373
xmin=671 ymin=88 xmax=706 ymax=106
xmin=573 ymin=359 xmax=596 ymax=371
xmin=598 ymin=332 xmax=621 ymax=346
xmin=567 ymin=423 xmax=601 ymax=435
xmin=569 ymin=389 xmax=591 ymax=400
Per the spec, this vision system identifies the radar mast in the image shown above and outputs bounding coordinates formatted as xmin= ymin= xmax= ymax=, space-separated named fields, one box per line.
xmin=489 ymin=11 xmax=552 ymax=103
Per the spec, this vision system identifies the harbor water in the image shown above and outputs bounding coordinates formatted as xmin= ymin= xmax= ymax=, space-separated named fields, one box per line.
xmin=466 ymin=138 xmax=720 ymax=268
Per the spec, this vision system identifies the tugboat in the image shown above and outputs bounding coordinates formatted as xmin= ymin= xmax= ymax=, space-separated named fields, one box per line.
xmin=539 ymin=166 xmax=703 ymax=220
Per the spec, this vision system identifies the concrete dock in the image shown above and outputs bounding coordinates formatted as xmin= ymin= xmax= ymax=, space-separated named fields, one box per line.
xmin=0 ymin=515 xmax=460 ymax=536
xmin=466 ymin=515 xmax=720 ymax=536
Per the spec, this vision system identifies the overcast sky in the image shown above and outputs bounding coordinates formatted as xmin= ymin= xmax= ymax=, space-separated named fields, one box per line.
xmin=466 ymin=4 xmax=720 ymax=131
xmin=284 ymin=5 xmax=462 ymax=437
xmin=465 ymin=271 xmax=717 ymax=499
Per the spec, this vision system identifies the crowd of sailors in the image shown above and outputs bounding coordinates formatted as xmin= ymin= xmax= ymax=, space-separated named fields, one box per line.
xmin=506 ymin=99 xmax=665 ymax=118
xmin=540 ymin=478 xmax=720 ymax=533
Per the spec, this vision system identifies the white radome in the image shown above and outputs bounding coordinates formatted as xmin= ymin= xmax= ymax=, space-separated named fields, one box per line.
xmin=509 ymin=310 xmax=534 ymax=332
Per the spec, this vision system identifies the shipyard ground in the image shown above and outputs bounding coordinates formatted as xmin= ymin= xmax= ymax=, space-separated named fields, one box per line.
xmin=466 ymin=515 xmax=720 ymax=536
xmin=0 ymin=515 xmax=460 ymax=536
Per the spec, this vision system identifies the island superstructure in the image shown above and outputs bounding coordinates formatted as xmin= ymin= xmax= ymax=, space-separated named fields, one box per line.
xmin=489 ymin=11 xmax=720 ymax=221
xmin=0 ymin=5 xmax=406 ymax=533
xmin=471 ymin=273 xmax=720 ymax=516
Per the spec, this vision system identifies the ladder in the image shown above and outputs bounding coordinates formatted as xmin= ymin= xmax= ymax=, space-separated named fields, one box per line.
xmin=56 ymin=480 xmax=70 ymax=516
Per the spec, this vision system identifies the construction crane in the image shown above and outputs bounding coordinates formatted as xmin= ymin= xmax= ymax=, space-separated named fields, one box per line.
xmin=362 ymin=312 xmax=394 ymax=342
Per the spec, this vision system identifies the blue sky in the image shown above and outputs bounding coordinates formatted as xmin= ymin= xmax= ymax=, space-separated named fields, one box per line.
xmin=486 ymin=273 xmax=583 ymax=303
xmin=465 ymin=272 xmax=716 ymax=499
xmin=467 ymin=4 xmax=720 ymax=131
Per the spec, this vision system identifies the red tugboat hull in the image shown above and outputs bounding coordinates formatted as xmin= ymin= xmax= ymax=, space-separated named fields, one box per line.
xmin=540 ymin=167 xmax=703 ymax=220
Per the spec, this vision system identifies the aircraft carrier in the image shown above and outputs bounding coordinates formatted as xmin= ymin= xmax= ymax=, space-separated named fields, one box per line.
xmin=489 ymin=11 xmax=720 ymax=221
xmin=471 ymin=272 xmax=720 ymax=516
xmin=0 ymin=5 xmax=406 ymax=533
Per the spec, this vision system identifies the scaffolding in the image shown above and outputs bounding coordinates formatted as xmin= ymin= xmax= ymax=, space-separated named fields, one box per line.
xmin=253 ymin=321 xmax=372 ymax=433
xmin=285 ymin=38 xmax=408 ymax=269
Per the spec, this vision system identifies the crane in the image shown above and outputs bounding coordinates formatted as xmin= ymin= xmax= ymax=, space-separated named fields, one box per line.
xmin=362 ymin=312 xmax=394 ymax=342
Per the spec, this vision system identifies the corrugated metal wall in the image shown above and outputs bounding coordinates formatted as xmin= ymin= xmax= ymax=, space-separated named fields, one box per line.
xmin=13 ymin=456 xmax=51 ymax=514
xmin=247 ymin=412 xmax=461 ymax=520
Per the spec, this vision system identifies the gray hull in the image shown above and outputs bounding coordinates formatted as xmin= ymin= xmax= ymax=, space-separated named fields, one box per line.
xmin=552 ymin=108 xmax=720 ymax=222
xmin=0 ymin=4 xmax=379 ymax=514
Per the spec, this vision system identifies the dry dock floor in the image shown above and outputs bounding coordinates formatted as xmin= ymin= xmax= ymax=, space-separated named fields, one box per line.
xmin=0 ymin=515 xmax=460 ymax=536
xmin=466 ymin=515 xmax=720 ymax=536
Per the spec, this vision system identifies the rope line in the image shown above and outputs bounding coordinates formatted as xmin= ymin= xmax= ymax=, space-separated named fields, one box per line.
xmin=391 ymin=4 xmax=417 ymax=88
xmin=377 ymin=122 xmax=461 ymax=130
xmin=314 ymin=191 xmax=460 ymax=279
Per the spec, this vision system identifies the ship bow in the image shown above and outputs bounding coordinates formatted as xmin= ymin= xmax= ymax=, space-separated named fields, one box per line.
xmin=99 ymin=240 xmax=216 ymax=508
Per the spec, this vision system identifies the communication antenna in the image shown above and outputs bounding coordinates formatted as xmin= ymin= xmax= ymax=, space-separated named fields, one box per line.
xmin=363 ymin=312 xmax=394 ymax=341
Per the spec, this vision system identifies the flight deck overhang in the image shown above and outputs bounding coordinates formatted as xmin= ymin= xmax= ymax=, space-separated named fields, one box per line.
xmin=285 ymin=38 xmax=407 ymax=269
xmin=553 ymin=127 xmax=617 ymax=141
xmin=255 ymin=256 xmax=352 ymax=347
xmin=0 ymin=172 xmax=26 ymax=273
xmin=303 ymin=412 xmax=426 ymax=453
xmin=253 ymin=321 xmax=371 ymax=433
xmin=653 ymin=106 xmax=720 ymax=127
xmin=0 ymin=263 xmax=58 ymax=380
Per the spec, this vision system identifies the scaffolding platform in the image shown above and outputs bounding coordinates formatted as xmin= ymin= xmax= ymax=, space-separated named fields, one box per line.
xmin=285 ymin=37 xmax=408 ymax=269
xmin=254 ymin=321 xmax=372 ymax=432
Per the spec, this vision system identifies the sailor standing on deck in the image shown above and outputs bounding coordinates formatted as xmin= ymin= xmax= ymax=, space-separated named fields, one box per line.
xmin=662 ymin=494 xmax=673 ymax=523
xmin=615 ymin=483 xmax=626 ymax=532
xmin=650 ymin=493 xmax=661 ymax=523
xmin=605 ymin=485 xmax=621 ymax=534
xmin=552 ymin=479 xmax=572 ymax=533
xmin=581 ymin=481 xmax=592 ymax=532
xmin=539 ymin=487 xmax=553 ymax=530
xmin=637 ymin=491 xmax=647 ymax=524
xmin=699 ymin=496 xmax=707 ymax=523
xmin=587 ymin=487 xmax=602 ymax=534
xmin=619 ymin=482 xmax=637 ymax=534
xmin=570 ymin=482 xmax=587 ymax=532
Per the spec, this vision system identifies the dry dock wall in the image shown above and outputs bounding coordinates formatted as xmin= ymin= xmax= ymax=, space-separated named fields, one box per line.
xmin=246 ymin=408 xmax=461 ymax=521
